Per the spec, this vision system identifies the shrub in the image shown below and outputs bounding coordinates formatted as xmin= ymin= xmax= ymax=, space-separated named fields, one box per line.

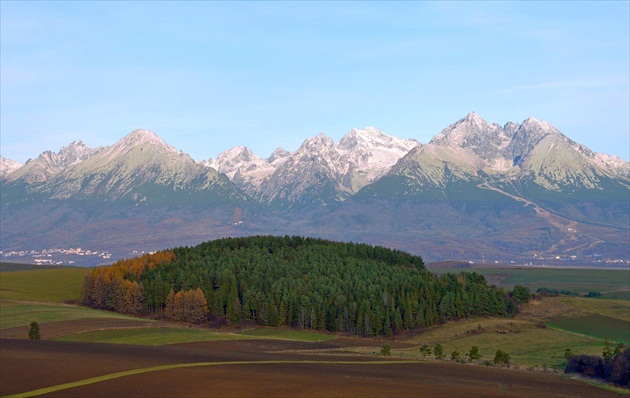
xmin=419 ymin=344 xmax=432 ymax=357
xmin=494 ymin=350 xmax=510 ymax=367
xmin=467 ymin=345 xmax=482 ymax=362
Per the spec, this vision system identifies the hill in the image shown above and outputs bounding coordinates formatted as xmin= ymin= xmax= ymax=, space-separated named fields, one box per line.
xmin=80 ymin=236 xmax=510 ymax=336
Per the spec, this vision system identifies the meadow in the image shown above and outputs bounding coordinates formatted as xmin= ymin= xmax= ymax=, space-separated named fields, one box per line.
xmin=427 ymin=264 xmax=630 ymax=299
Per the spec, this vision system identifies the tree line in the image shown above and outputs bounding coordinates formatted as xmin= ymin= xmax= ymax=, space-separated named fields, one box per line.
xmin=80 ymin=235 xmax=512 ymax=335
xmin=565 ymin=340 xmax=629 ymax=387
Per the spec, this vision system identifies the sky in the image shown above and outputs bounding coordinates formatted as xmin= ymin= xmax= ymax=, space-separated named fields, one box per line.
xmin=1 ymin=1 xmax=628 ymax=163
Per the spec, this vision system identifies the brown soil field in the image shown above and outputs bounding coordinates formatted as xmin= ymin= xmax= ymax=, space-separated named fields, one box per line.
xmin=0 ymin=318 xmax=160 ymax=340
xmin=1 ymin=338 xmax=621 ymax=398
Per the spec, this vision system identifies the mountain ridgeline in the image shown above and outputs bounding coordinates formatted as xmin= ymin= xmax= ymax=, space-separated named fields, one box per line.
xmin=80 ymin=236 xmax=510 ymax=335
xmin=1 ymin=113 xmax=628 ymax=263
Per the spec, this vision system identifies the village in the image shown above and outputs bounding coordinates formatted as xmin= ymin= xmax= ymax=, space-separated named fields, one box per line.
xmin=0 ymin=247 xmax=112 ymax=266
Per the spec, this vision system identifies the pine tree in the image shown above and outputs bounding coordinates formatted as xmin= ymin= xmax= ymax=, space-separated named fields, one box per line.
xmin=28 ymin=321 xmax=40 ymax=340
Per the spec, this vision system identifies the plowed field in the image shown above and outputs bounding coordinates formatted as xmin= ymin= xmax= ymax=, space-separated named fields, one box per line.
xmin=1 ymin=338 xmax=620 ymax=398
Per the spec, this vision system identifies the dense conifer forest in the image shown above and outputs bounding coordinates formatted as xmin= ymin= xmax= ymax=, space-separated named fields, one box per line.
xmin=81 ymin=236 xmax=510 ymax=336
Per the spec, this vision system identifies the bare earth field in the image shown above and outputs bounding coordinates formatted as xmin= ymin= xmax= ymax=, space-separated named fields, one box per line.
xmin=1 ymin=338 xmax=621 ymax=398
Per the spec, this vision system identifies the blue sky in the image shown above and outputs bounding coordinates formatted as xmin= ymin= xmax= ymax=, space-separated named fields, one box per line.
xmin=1 ymin=1 xmax=628 ymax=162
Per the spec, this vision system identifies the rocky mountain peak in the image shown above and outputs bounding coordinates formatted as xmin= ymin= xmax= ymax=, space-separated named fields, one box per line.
xmin=0 ymin=156 xmax=23 ymax=177
xmin=205 ymin=146 xmax=269 ymax=180
xmin=118 ymin=129 xmax=174 ymax=149
xmin=268 ymin=147 xmax=290 ymax=163
xmin=463 ymin=111 xmax=485 ymax=126
xmin=4 ymin=140 xmax=99 ymax=183
xmin=430 ymin=113 xmax=510 ymax=160
xmin=50 ymin=140 xmax=99 ymax=169
xmin=99 ymin=129 xmax=179 ymax=162
xmin=520 ymin=117 xmax=557 ymax=133
xmin=300 ymin=133 xmax=335 ymax=152
xmin=505 ymin=117 xmax=563 ymax=164
xmin=219 ymin=146 xmax=254 ymax=162
xmin=338 ymin=127 xmax=407 ymax=151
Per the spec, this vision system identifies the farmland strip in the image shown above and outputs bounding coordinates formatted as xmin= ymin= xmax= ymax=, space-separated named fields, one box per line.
xmin=5 ymin=360 xmax=420 ymax=397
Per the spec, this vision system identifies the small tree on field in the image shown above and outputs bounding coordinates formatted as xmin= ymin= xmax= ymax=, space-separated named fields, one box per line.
xmin=603 ymin=338 xmax=614 ymax=361
xmin=381 ymin=344 xmax=391 ymax=356
xmin=419 ymin=344 xmax=432 ymax=357
xmin=511 ymin=285 xmax=530 ymax=304
xmin=450 ymin=350 xmax=460 ymax=361
xmin=434 ymin=343 xmax=444 ymax=360
xmin=468 ymin=345 xmax=481 ymax=362
xmin=564 ymin=348 xmax=572 ymax=358
xmin=494 ymin=350 xmax=510 ymax=367
xmin=28 ymin=321 xmax=40 ymax=340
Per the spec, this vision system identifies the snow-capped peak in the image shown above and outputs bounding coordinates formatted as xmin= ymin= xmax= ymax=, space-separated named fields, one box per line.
xmin=336 ymin=127 xmax=419 ymax=182
xmin=205 ymin=146 xmax=268 ymax=180
xmin=268 ymin=147 xmax=290 ymax=163
xmin=300 ymin=133 xmax=335 ymax=151
xmin=0 ymin=156 xmax=23 ymax=177
xmin=430 ymin=113 xmax=510 ymax=160
xmin=519 ymin=117 xmax=559 ymax=135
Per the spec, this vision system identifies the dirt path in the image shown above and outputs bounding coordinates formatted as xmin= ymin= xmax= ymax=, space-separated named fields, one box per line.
xmin=477 ymin=181 xmax=604 ymax=254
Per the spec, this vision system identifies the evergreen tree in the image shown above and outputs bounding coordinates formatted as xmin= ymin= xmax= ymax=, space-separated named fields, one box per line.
xmin=468 ymin=345 xmax=481 ymax=362
xmin=28 ymin=321 xmax=40 ymax=340
xmin=434 ymin=343 xmax=444 ymax=360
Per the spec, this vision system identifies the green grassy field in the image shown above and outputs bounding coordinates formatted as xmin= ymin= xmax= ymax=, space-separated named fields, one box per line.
xmin=547 ymin=314 xmax=630 ymax=343
xmin=0 ymin=266 xmax=91 ymax=303
xmin=0 ymin=262 xmax=76 ymax=272
xmin=427 ymin=266 xmax=630 ymax=298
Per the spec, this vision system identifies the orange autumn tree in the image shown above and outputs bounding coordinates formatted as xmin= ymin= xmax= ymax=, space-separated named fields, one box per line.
xmin=80 ymin=251 xmax=175 ymax=315
xmin=164 ymin=288 xmax=208 ymax=324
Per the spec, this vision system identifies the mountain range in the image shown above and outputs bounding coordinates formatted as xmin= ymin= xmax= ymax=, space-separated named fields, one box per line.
xmin=1 ymin=112 xmax=628 ymax=265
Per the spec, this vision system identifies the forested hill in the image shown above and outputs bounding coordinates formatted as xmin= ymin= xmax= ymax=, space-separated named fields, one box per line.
xmin=81 ymin=236 xmax=510 ymax=336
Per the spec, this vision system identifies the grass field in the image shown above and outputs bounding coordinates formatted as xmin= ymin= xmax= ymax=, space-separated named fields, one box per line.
xmin=427 ymin=266 xmax=630 ymax=298
xmin=388 ymin=316 xmax=606 ymax=369
xmin=547 ymin=314 xmax=630 ymax=343
xmin=0 ymin=267 xmax=90 ymax=303
xmin=554 ymin=296 xmax=630 ymax=321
